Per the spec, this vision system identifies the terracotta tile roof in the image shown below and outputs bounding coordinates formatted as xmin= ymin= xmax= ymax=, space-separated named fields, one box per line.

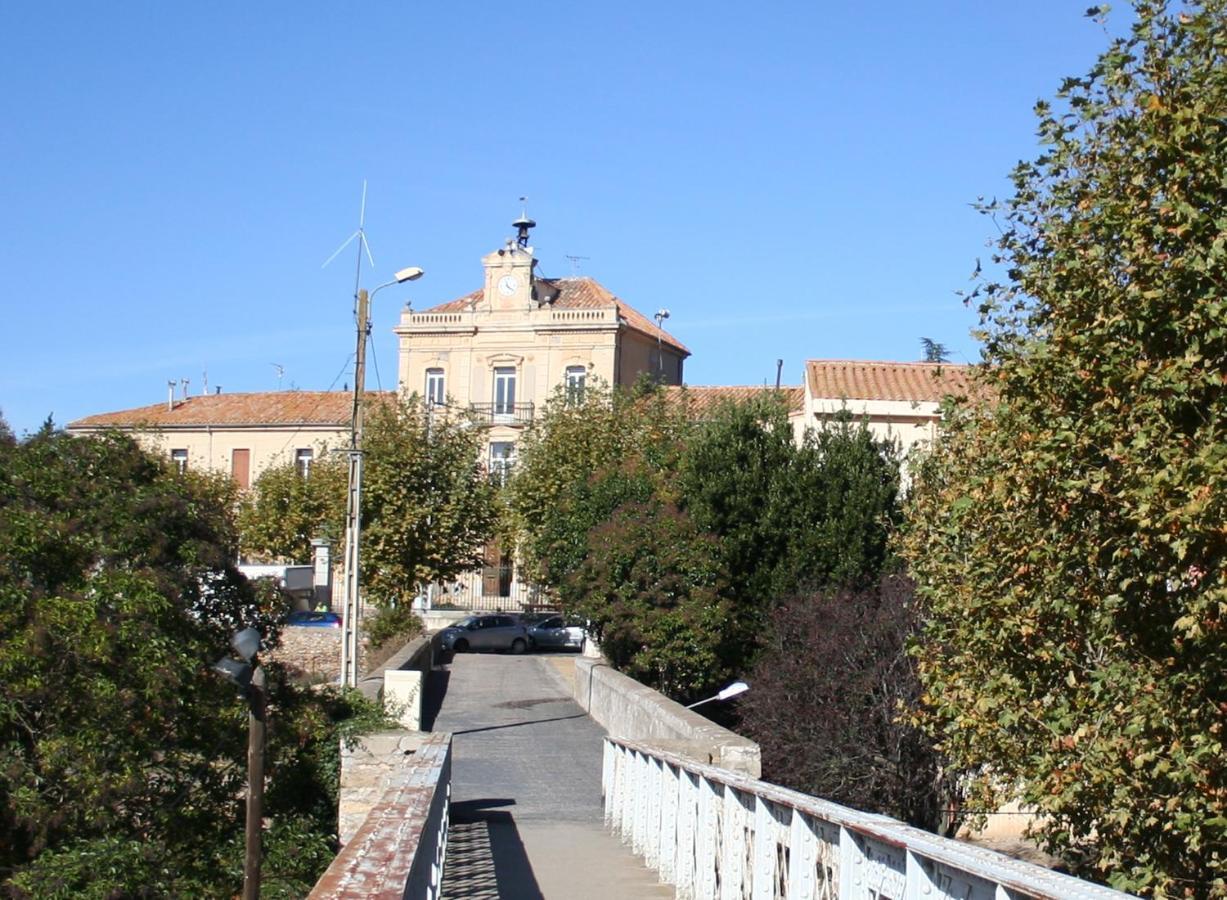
xmin=67 ymin=391 xmax=382 ymax=429
xmin=805 ymin=360 xmax=973 ymax=403
xmin=421 ymin=276 xmax=690 ymax=355
xmin=663 ymin=385 xmax=804 ymax=416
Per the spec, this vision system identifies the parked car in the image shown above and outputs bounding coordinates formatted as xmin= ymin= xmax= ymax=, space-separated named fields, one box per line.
xmin=439 ymin=614 xmax=530 ymax=654
xmin=285 ymin=609 xmax=343 ymax=628
xmin=526 ymin=615 xmax=586 ymax=651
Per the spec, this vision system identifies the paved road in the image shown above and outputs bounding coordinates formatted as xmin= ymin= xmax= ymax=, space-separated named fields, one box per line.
xmin=428 ymin=652 xmax=673 ymax=900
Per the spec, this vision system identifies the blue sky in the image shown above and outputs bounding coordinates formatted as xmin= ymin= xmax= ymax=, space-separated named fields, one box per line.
xmin=0 ymin=2 xmax=1128 ymax=435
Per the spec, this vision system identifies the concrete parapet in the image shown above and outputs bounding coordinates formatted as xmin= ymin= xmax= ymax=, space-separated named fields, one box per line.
xmin=337 ymin=729 xmax=430 ymax=845
xmin=356 ymin=634 xmax=434 ymax=731
xmin=573 ymin=656 xmax=761 ymax=778
xmin=313 ymin=730 xmax=452 ymax=899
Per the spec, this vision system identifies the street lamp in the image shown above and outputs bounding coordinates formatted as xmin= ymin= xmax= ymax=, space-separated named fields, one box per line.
xmin=339 ymin=266 xmax=424 ymax=689
xmin=654 ymin=308 xmax=670 ymax=382
xmin=686 ymin=680 xmax=749 ymax=710
xmin=213 ymin=627 xmax=265 ymax=900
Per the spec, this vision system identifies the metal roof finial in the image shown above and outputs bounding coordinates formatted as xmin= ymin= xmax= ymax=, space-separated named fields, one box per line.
xmin=512 ymin=196 xmax=535 ymax=248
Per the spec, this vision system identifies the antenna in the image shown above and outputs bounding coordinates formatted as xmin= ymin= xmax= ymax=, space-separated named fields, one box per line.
xmin=271 ymin=363 xmax=285 ymax=389
xmin=564 ymin=254 xmax=590 ymax=276
xmin=323 ymin=180 xmax=377 ymax=312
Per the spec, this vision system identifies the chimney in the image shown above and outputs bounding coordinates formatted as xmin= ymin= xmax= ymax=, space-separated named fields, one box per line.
xmin=167 ymin=380 xmax=176 ymax=411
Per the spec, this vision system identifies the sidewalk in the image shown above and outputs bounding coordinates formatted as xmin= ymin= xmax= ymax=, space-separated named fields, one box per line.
xmin=429 ymin=652 xmax=673 ymax=899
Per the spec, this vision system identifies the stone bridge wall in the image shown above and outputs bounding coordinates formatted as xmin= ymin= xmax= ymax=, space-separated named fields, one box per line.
xmin=572 ymin=656 xmax=761 ymax=777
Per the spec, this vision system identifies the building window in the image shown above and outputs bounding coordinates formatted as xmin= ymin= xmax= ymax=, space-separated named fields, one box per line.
xmin=425 ymin=368 xmax=445 ymax=407
xmin=171 ymin=448 xmax=188 ymax=474
xmin=493 ymin=367 xmax=516 ymax=417
xmin=296 ymin=448 xmax=313 ymax=478
xmin=565 ymin=365 xmax=586 ymax=403
xmin=489 ymin=441 xmax=515 ymax=485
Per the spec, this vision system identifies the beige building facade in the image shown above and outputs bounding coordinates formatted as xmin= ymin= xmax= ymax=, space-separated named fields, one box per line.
xmin=395 ymin=226 xmax=687 ymax=480
xmin=800 ymin=359 xmax=973 ymax=462
xmin=68 ymin=391 xmax=353 ymax=487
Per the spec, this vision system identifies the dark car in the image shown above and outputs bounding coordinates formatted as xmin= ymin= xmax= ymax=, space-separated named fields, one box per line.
xmin=286 ymin=610 xmax=343 ymax=628
xmin=439 ymin=614 xmax=530 ymax=654
xmin=526 ymin=615 xmax=586 ymax=651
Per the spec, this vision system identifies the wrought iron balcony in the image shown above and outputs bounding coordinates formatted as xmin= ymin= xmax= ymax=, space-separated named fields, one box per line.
xmin=469 ymin=402 xmax=534 ymax=427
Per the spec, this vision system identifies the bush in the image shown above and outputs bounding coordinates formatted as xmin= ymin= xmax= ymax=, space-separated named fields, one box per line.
xmin=364 ymin=603 xmax=425 ymax=651
xmin=739 ymin=577 xmax=956 ymax=833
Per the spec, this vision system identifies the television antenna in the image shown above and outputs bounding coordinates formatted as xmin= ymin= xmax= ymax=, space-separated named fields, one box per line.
xmin=564 ymin=254 xmax=590 ymax=276
xmin=271 ymin=363 xmax=285 ymax=389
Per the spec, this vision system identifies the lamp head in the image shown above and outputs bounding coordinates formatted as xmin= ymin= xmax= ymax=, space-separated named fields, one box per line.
xmin=656 ymin=308 xmax=670 ymax=321
xmin=213 ymin=656 xmax=253 ymax=688
xmin=394 ymin=266 xmax=425 ymax=283
xmin=716 ymin=681 xmax=749 ymax=701
xmin=231 ymin=627 xmax=261 ymax=662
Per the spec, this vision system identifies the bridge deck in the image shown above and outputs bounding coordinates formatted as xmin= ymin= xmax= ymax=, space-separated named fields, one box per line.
xmin=428 ymin=652 xmax=673 ymax=900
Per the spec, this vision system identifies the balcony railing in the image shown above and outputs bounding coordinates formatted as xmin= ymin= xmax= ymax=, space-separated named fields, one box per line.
xmin=469 ymin=402 xmax=534 ymax=426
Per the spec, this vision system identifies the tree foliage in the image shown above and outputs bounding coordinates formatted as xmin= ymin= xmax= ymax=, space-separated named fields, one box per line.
xmin=361 ymin=392 xmax=499 ymax=606
xmin=0 ymin=424 xmax=394 ymax=896
xmin=0 ymin=427 xmax=271 ymax=891
xmin=512 ymin=385 xmax=901 ymax=702
xmin=509 ymin=379 xmax=693 ymax=591
xmin=740 ymin=577 xmax=955 ymax=833
xmin=239 ymin=451 xmax=347 ymax=563
xmin=902 ymin=3 xmax=1226 ymax=893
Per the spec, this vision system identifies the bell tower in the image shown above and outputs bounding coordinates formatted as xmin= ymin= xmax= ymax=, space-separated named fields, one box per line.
xmin=482 ymin=209 xmax=536 ymax=311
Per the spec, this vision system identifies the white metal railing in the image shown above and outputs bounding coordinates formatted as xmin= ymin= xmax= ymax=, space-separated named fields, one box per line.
xmin=603 ymin=737 xmax=1134 ymax=900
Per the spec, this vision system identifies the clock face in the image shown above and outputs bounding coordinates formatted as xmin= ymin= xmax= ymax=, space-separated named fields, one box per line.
xmin=498 ymin=275 xmax=519 ymax=297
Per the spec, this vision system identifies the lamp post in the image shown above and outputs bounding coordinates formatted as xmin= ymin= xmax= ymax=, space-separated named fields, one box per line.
xmin=339 ymin=266 xmax=424 ymax=689
xmin=685 ymin=680 xmax=749 ymax=710
xmin=213 ymin=627 xmax=265 ymax=900
xmin=654 ymin=308 xmax=670 ymax=383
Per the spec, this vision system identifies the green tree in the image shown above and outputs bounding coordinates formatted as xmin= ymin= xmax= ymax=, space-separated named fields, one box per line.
xmin=568 ymin=496 xmax=736 ymax=700
xmin=920 ymin=337 xmax=950 ymax=363
xmin=902 ymin=3 xmax=1227 ymax=893
xmin=0 ymin=426 xmax=277 ymax=893
xmin=239 ymin=450 xmax=347 ymax=563
xmin=361 ymin=392 xmax=499 ymax=606
xmin=0 ymin=423 xmax=398 ymax=896
xmin=509 ymin=379 xmax=692 ymax=592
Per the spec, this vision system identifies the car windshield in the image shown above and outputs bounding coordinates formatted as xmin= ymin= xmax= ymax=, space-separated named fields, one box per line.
xmin=455 ymin=616 xmax=478 ymax=629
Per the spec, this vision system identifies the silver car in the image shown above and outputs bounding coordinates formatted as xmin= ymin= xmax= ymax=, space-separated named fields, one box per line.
xmin=439 ymin=614 xmax=530 ymax=654
xmin=526 ymin=615 xmax=586 ymax=651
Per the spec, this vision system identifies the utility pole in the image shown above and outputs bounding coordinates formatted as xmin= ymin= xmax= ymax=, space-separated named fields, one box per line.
xmin=339 ymin=288 xmax=369 ymax=689
xmin=243 ymin=664 xmax=266 ymax=900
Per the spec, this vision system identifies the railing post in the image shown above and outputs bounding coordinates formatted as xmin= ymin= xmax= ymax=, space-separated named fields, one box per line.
xmin=644 ymin=755 xmax=663 ymax=868
xmin=659 ymin=761 xmax=680 ymax=884
xmin=787 ymin=809 xmax=818 ymax=900
xmin=751 ymin=796 xmax=775 ymax=900
xmin=620 ymin=746 xmax=637 ymax=838
xmin=838 ymin=826 xmax=866 ymax=900
xmin=602 ymin=739 xmax=615 ymax=821
xmin=633 ymin=750 xmax=651 ymax=855
xmin=676 ymin=769 xmax=699 ymax=898
xmin=720 ymin=786 xmax=747 ymax=900
xmin=696 ymin=775 xmax=721 ymax=900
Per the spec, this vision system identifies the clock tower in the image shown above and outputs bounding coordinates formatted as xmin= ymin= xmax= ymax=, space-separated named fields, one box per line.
xmin=482 ymin=213 xmax=537 ymax=311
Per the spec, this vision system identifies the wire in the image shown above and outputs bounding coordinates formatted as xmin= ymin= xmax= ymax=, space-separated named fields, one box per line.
xmin=326 ymin=353 xmax=355 ymax=393
xmin=368 ymin=333 xmax=383 ymax=392
xmin=266 ymin=353 xmax=356 ymax=462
